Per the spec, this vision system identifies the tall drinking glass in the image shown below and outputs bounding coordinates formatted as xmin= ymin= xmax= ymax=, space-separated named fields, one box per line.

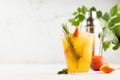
xmin=62 ymin=31 xmax=94 ymax=73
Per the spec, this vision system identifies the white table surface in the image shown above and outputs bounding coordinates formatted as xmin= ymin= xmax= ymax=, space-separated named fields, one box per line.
xmin=0 ymin=64 xmax=120 ymax=80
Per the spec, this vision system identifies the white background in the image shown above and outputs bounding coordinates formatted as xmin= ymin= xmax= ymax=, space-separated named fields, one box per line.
xmin=0 ymin=0 xmax=119 ymax=64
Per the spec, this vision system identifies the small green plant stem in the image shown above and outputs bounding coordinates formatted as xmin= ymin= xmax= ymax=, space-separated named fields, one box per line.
xmin=62 ymin=24 xmax=80 ymax=61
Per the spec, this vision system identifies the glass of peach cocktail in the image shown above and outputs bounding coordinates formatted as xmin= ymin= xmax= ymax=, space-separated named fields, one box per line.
xmin=62 ymin=26 xmax=94 ymax=73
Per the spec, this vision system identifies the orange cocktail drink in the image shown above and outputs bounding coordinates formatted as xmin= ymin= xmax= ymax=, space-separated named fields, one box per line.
xmin=62 ymin=31 xmax=94 ymax=73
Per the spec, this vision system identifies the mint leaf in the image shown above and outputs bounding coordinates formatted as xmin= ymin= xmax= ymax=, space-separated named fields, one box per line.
xmin=103 ymin=41 xmax=111 ymax=51
xmin=113 ymin=43 xmax=120 ymax=50
xmin=69 ymin=18 xmax=75 ymax=23
xmin=69 ymin=13 xmax=85 ymax=26
xmin=110 ymin=5 xmax=118 ymax=17
xmin=89 ymin=7 xmax=96 ymax=11
xmin=75 ymin=14 xmax=85 ymax=21
xmin=73 ymin=11 xmax=78 ymax=15
xmin=98 ymin=32 xmax=103 ymax=38
xmin=97 ymin=11 xmax=102 ymax=18
xmin=103 ymin=27 xmax=119 ymax=45
xmin=102 ymin=13 xmax=110 ymax=21
xmin=72 ymin=21 xmax=80 ymax=26
xmin=68 ymin=18 xmax=79 ymax=26
xmin=58 ymin=68 xmax=68 ymax=74
xmin=77 ymin=7 xmax=81 ymax=12
xmin=113 ymin=25 xmax=120 ymax=38
xmin=108 ymin=17 xmax=120 ymax=27
xmin=82 ymin=6 xmax=88 ymax=14
xmin=117 ymin=14 xmax=120 ymax=18
xmin=118 ymin=4 xmax=120 ymax=10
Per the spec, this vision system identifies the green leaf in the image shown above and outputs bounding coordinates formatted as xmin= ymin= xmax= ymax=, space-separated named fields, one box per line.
xmin=97 ymin=11 xmax=102 ymax=18
xmin=102 ymin=12 xmax=110 ymax=21
xmin=58 ymin=68 xmax=68 ymax=74
xmin=117 ymin=14 xmax=120 ymax=18
xmin=103 ymin=27 xmax=119 ymax=44
xmin=98 ymin=32 xmax=103 ymax=38
xmin=68 ymin=18 xmax=75 ymax=23
xmin=118 ymin=4 xmax=120 ymax=10
xmin=112 ymin=35 xmax=119 ymax=44
xmin=113 ymin=43 xmax=120 ymax=50
xmin=72 ymin=21 xmax=79 ymax=26
xmin=82 ymin=6 xmax=88 ymax=14
xmin=73 ymin=11 xmax=78 ymax=15
xmin=103 ymin=41 xmax=111 ymax=51
xmin=68 ymin=18 xmax=79 ymax=26
xmin=77 ymin=7 xmax=81 ymax=12
xmin=113 ymin=25 xmax=120 ymax=38
xmin=110 ymin=5 xmax=118 ymax=17
xmin=89 ymin=7 xmax=96 ymax=11
xmin=75 ymin=14 xmax=85 ymax=21
xmin=108 ymin=17 xmax=120 ymax=27
xmin=68 ymin=18 xmax=75 ymax=25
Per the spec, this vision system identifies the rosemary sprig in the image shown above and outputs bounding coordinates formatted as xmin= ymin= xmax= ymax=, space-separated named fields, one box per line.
xmin=62 ymin=24 xmax=80 ymax=61
xmin=62 ymin=24 xmax=69 ymax=35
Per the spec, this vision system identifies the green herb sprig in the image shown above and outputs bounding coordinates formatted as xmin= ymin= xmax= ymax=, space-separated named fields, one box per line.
xmin=58 ymin=68 xmax=68 ymax=74
xmin=62 ymin=24 xmax=80 ymax=61
xmin=68 ymin=6 xmax=102 ymax=27
xmin=68 ymin=4 xmax=120 ymax=51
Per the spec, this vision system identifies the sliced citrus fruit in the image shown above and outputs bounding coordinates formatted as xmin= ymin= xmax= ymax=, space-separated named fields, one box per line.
xmin=100 ymin=62 xmax=115 ymax=73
